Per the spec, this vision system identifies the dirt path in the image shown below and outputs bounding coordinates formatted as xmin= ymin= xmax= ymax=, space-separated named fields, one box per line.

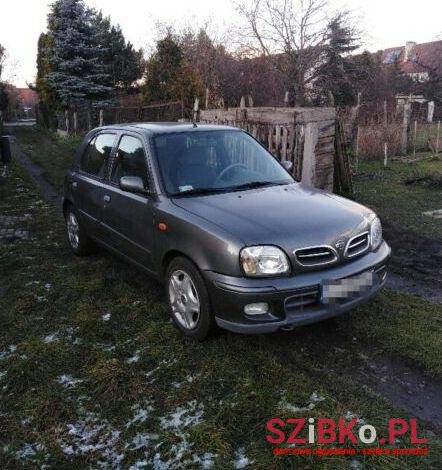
xmin=8 ymin=136 xmax=60 ymax=206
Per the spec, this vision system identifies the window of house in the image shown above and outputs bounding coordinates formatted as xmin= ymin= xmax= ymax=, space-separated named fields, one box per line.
xmin=80 ymin=133 xmax=115 ymax=177
xmin=111 ymin=135 xmax=148 ymax=188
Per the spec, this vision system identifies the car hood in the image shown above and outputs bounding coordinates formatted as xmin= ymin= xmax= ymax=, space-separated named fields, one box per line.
xmin=172 ymin=183 xmax=373 ymax=252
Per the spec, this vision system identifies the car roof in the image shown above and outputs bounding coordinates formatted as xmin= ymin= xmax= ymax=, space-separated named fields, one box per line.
xmin=95 ymin=122 xmax=240 ymax=135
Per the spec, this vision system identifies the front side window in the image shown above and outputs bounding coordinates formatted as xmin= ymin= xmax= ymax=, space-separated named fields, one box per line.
xmin=111 ymin=135 xmax=148 ymax=187
xmin=80 ymin=133 xmax=115 ymax=177
xmin=153 ymin=130 xmax=293 ymax=195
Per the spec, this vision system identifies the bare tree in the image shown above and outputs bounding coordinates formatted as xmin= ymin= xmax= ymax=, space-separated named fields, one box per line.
xmin=235 ymin=0 xmax=332 ymax=105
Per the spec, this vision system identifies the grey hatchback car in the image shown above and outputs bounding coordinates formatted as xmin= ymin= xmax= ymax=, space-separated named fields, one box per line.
xmin=63 ymin=123 xmax=390 ymax=340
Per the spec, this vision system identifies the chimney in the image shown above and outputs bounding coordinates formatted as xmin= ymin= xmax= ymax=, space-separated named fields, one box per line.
xmin=404 ymin=41 xmax=416 ymax=62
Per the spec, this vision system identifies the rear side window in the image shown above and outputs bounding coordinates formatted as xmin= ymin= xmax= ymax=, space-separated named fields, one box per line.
xmin=111 ymin=135 xmax=148 ymax=187
xmin=80 ymin=133 xmax=115 ymax=177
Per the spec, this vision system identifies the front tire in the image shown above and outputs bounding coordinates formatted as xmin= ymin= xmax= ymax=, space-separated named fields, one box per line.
xmin=166 ymin=257 xmax=216 ymax=341
xmin=65 ymin=206 xmax=96 ymax=256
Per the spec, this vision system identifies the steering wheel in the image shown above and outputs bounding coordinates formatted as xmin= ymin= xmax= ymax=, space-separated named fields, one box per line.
xmin=214 ymin=163 xmax=248 ymax=185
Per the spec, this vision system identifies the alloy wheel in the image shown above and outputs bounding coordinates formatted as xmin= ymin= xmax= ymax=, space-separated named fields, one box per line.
xmin=67 ymin=212 xmax=80 ymax=249
xmin=168 ymin=269 xmax=201 ymax=330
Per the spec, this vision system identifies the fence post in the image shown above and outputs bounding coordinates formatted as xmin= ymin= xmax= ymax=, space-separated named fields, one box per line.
xmin=65 ymin=110 xmax=69 ymax=134
xmin=73 ymin=112 xmax=78 ymax=134
xmin=436 ymin=120 xmax=440 ymax=154
xmin=205 ymin=88 xmax=209 ymax=109
xmin=355 ymin=125 xmax=360 ymax=171
xmin=413 ymin=120 xmax=417 ymax=157
xmin=193 ymin=98 xmax=199 ymax=122
xmin=384 ymin=142 xmax=388 ymax=167
xmin=427 ymin=101 xmax=434 ymax=123
xmin=284 ymin=91 xmax=289 ymax=105
xmin=99 ymin=109 xmax=104 ymax=127
xmin=401 ymin=102 xmax=411 ymax=155
xmin=87 ymin=109 xmax=91 ymax=130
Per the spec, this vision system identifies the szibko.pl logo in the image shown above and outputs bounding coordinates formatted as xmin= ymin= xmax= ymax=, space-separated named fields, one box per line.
xmin=266 ymin=418 xmax=427 ymax=445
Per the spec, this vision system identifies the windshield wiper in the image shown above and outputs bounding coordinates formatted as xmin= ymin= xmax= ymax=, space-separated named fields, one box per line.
xmin=228 ymin=180 xmax=289 ymax=191
xmin=171 ymin=187 xmax=228 ymax=197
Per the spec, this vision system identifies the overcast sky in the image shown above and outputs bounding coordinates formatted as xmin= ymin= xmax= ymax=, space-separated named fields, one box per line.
xmin=1 ymin=0 xmax=441 ymax=87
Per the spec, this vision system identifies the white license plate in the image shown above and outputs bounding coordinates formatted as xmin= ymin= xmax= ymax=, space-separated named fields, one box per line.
xmin=321 ymin=270 xmax=374 ymax=303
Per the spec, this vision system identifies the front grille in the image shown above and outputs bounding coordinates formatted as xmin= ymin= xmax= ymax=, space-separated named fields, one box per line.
xmin=345 ymin=232 xmax=369 ymax=258
xmin=285 ymin=286 xmax=320 ymax=312
xmin=294 ymin=246 xmax=338 ymax=267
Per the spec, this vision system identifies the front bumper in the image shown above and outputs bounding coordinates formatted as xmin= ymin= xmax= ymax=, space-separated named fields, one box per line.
xmin=204 ymin=241 xmax=391 ymax=334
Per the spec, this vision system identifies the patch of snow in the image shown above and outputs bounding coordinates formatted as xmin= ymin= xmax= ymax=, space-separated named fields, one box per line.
xmin=350 ymin=459 xmax=362 ymax=469
xmin=102 ymin=313 xmax=111 ymax=321
xmin=279 ymin=391 xmax=325 ymax=413
xmin=25 ymin=280 xmax=40 ymax=286
xmin=44 ymin=283 xmax=52 ymax=290
xmin=15 ymin=443 xmax=45 ymax=459
xmin=126 ymin=350 xmax=141 ymax=364
xmin=310 ymin=391 xmax=325 ymax=402
xmin=194 ymin=452 xmax=216 ymax=469
xmin=279 ymin=397 xmax=315 ymax=413
xmin=126 ymin=433 xmax=159 ymax=451
xmin=59 ymin=412 xmax=123 ymax=467
xmin=345 ymin=411 xmax=366 ymax=425
xmin=0 ymin=370 xmax=7 ymax=381
xmin=126 ymin=403 xmax=154 ymax=428
xmin=57 ymin=374 xmax=83 ymax=388
xmin=160 ymin=400 xmax=204 ymax=430
xmin=43 ymin=332 xmax=59 ymax=343
xmin=0 ymin=345 xmax=17 ymax=360
xmin=233 ymin=447 xmax=253 ymax=468
xmin=129 ymin=460 xmax=149 ymax=469
xmin=36 ymin=296 xmax=47 ymax=303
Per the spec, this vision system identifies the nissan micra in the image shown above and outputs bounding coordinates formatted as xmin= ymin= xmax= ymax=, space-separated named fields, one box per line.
xmin=63 ymin=123 xmax=390 ymax=340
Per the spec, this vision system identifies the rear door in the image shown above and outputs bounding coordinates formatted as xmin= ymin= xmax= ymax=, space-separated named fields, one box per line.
xmin=72 ymin=132 xmax=117 ymax=239
xmin=100 ymin=133 xmax=156 ymax=274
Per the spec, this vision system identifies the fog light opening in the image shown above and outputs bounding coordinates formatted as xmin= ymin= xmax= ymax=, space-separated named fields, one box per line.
xmin=244 ymin=302 xmax=269 ymax=315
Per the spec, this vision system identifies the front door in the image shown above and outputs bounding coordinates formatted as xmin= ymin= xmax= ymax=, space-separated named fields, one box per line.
xmin=100 ymin=134 xmax=156 ymax=274
xmin=73 ymin=132 xmax=117 ymax=239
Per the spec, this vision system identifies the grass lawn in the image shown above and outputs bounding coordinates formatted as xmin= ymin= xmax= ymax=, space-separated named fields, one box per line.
xmin=353 ymin=156 xmax=441 ymax=239
xmin=0 ymin=129 xmax=441 ymax=468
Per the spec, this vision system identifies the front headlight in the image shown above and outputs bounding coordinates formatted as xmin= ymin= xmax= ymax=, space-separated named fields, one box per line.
xmin=240 ymin=246 xmax=290 ymax=277
xmin=370 ymin=216 xmax=382 ymax=250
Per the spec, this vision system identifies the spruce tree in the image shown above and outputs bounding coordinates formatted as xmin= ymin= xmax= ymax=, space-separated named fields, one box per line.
xmin=316 ymin=14 xmax=360 ymax=106
xmin=93 ymin=12 xmax=144 ymax=92
xmin=47 ymin=0 xmax=112 ymax=108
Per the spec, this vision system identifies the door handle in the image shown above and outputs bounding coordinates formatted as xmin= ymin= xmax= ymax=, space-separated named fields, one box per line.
xmin=72 ymin=182 xmax=77 ymax=189
xmin=103 ymin=195 xmax=111 ymax=203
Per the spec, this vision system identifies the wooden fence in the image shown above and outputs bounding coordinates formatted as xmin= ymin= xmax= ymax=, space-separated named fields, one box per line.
xmin=57 ymin=101 xmax=186 ymax=135
xmin=199 ymin=106 xmax=336 ymax=190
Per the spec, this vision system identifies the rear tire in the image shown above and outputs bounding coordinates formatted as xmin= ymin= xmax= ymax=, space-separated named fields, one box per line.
xmin=65 ymin=205 xmax=96 ymax=256
xmin=166 ymin=257 xmax=216 ymax=341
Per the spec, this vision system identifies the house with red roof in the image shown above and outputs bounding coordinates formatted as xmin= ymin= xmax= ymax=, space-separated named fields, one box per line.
xmin=378 ymin=40 xmax=441 ymax=121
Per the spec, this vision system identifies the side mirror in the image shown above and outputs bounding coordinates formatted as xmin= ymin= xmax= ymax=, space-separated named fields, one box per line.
xmin=119 ymin=176 xmax=148 ymax=195
xmin=281 ymin=160 xmax=293 ymax=172
xmin=0 ymin=136 xmax=12 ymax=164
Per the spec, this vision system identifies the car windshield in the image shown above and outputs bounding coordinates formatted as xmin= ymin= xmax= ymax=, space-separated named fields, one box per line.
xmin=153 ymin=130 xmax=294 ymax=196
